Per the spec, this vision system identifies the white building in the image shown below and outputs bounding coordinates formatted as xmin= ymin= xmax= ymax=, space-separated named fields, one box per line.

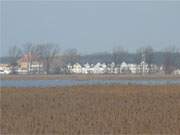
xmin=66 ymin=61 xmax=161 ymax=75
xmin=107 ymin=62 xmax=115 ymax=73
xmin=120 ymin=62 xmax=130 ymax=73
xmin=92 ymin=63 xmax=106 ymax=74
xmin=29 ymin=61 xmax=44 ymax=74
xmin=72 ymin=63 xmax=82 ymax=73
xmin=67 ymin=64 xmax=73 ymax=73
xmin=114 ymin=65 xmax=121 ymax=74
xmin=128 ymin=64 xmax=137 ymax=74
xmin=135 ymin=61 xmax=149 ymax=74
xmin=81 ymin=63 xmax=90 ymax=74
xmin=173 ymin=69 xmax=180 ymax=75
xmin=0 ymin=64 xmax=12 ymax=74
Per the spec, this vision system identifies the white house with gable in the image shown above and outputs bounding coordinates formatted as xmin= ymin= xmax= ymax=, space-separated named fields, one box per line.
xmin=173 ymin=69 xmax=180 ymax=75
xmin=81 ymin=63 xmax=90 ymax=74
xmin=72 ymin=63 xmax=82 ymax=73
xmin=92 ymin=62 xmax=106 ymax=74
xmin=120 ymin=62 xmax=130 ymax=73
xmin=128 ymin=64 xmax=137 ymax=74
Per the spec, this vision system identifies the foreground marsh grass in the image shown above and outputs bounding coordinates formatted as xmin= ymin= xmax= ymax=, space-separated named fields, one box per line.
xmin=1 ymin=85 xmax=180 ymax=134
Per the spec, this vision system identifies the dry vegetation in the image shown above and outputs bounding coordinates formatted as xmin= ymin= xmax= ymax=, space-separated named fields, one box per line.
xmin=1 ymin=85 xmax=180 ymax=134
xmin=1 ymin=74 xmax=180 ymax=80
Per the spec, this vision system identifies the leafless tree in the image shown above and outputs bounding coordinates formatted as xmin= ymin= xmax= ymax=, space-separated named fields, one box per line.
xmin=51 ymin=56 xmax=65 ymax=74
xmin=9 ymin=45 xmax=22 ymax=61
xmin=144 ymin=46 xmax=154 ymax=74
xmin=135 ymin=46 xmax=154 ymax=74
xmin=23 ymin=43 xmax=33 ymax=55
xmin=23 ymin=43 xmax=38 ymax=64
xmin=63 ymin=48 xmax=80 ymax=65
xmin=21 ymin=43 xmax=45 ymax=73
xmin=163 ymin=46 xmax=176 ymax=74
xmin=8 ymin=45 xmax=22 ymax=73
xmin=175 ymin=48 xmax=180 ymax=69
xmin=112 ymin=46 xmax=128 ymax=65
xmin=35 ymin=43 xmax=60 ymax=74
xmin=135 ymin=48 xmax=143 ymax=65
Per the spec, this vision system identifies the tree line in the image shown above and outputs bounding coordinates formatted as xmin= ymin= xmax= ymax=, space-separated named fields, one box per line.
xmin=4 ymin=43 xmax=180 ymax=74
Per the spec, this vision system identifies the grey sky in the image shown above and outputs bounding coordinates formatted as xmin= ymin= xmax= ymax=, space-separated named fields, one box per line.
xmin=1 ymin=1 xmax=180 ymax=56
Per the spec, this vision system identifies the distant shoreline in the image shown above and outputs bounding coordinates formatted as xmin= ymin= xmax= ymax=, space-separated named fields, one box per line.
xmin=1 ymin=74 xmax=180 ymax=80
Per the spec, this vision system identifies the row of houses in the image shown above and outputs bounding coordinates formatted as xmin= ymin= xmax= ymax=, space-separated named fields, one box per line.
xmin=17 ymin=53 xmax=43 ymax=74
xmin=67 ymin=61 xmax=161 ymax=74
xmin=1 ymin=53 xmax=180 ymax=75
xmin=0 ymin=64 xmax=11 ymax=74
xmin=0 ymin=53 xmax=44 ymax=74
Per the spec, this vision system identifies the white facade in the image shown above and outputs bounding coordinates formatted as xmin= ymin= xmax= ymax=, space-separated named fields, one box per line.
xmin=92 ymin=63 xmax=106 ymax=74
xmin=81 ymin=63 xmax=91 ymax=74
xmin=128 ymin=64 xmax=137 ymax=74
xmin=72 ymin=63 xmax=82 ymax=73
xmin=67 ymin=61 xmax=164 ymax=75
xmin=0 ymin=64 xmax=12 ymax=74
xmin=120 ymin=62 xmax=129 ymax=73
xmin=29 ymin=62 xmax=43 ymax=73
xmin=17 ymin=69 xmax=28 ymax=74
xmin=173 ymin=69 xmax=180 ymax=75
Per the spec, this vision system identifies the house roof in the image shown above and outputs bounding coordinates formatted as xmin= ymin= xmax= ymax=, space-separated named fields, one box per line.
xmin=18 ymin=53 xmax=39 ymax=63
xmin=121 ymin=62 xmax=128 ymax=67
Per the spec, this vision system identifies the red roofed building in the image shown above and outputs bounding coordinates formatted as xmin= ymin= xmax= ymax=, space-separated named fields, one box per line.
xmin=18 ymin=53 xmax=43 ymax=74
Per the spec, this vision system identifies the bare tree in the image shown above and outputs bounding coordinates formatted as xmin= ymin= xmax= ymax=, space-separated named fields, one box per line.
xmin=175 ymin=48 xmax=180 ymax=69
xmin=22 ymin=43 xmax=38 ymax=71
xmin=63 ymin=48 xmax=80 ymax=65
xmin=112 ymin=46 xmax=128 ymax=65
xmin=35 ymin=43 xmax=60 ymax=74
xmin=135 ymin=48 xmax=143 ymax=65
xmin=8 ymin=45 xmax=22 ymax=73
xmin=50 ymin=55 xmax=66 ymax=74
xmin=144 ymin=46 xmax=154 ymax=74
xmin=135 ymin=46 xmax=154 ymax=74
xmin=23 ymin=43 xmax=33 ymax=55
xmin=163 ymin=46 xmax=176 ymax=74
xmin=9 ymin=45 xmax=22 ymax=61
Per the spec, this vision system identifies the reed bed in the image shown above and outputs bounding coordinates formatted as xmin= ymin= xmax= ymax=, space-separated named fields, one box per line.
xmin=1 ymin=74 xmax=180 ymax=80
xmin=1 ymin=85 xmax=180 ymax=134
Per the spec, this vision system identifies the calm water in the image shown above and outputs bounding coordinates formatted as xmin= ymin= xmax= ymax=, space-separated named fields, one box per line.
xmin=1 ymin=79 xmax=180 ymax=88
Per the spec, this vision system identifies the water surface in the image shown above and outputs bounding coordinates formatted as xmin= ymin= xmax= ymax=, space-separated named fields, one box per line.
xmin=1 ymin=79 xmax=180 ymax=88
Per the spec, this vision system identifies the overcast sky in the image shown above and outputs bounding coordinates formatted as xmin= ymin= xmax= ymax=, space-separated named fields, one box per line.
xmin=1 ymin=1 xmax=180 ymax=56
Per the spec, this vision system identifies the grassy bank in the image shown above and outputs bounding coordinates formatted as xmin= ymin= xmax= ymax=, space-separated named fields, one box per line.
xmin=1 ymin=74 xmax=180 ymax=80
xmin=1 ymin=85 xmax=180 ymax=134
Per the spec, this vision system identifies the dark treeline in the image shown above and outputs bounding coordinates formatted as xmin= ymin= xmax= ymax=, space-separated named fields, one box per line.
xmin=1 ymin=43 xmax=180 ymax=74
xmin=80 ymin=52 xmax=180 ymax=66
xmin=2 ymin=51 xmax=180 ymax=67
